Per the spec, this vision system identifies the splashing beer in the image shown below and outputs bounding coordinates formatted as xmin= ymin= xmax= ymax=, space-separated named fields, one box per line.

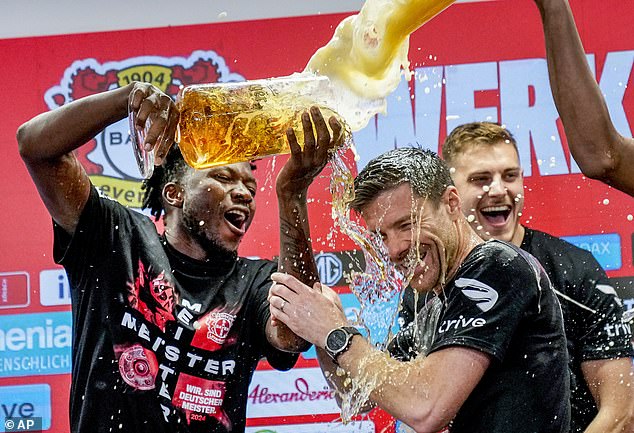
xmin=130 ymin=0 xmax=456 ymax=177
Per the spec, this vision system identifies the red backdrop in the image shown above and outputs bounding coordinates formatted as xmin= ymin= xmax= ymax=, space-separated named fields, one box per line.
xmin=1 ymin=0 xmax=633 ymax=432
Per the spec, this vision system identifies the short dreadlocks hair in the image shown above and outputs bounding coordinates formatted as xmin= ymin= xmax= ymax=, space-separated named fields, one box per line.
xmin=141 ymin=144 xmax=191 ymax=221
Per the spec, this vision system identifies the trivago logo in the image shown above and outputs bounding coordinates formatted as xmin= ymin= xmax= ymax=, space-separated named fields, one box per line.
xmin=43 ymin=51 xmax=244 ymax=209
xmin=0 ymin=312 xmax=72 ymax=378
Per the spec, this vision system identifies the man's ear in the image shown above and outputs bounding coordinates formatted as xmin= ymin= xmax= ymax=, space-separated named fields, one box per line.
xmin=163 ymin=182 xmax=184 ymax=208
xmin=444 ymin=186 xmax=462 ymax=219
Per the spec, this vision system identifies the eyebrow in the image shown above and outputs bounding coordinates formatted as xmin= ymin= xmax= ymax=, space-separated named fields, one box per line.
xmin=212 ymin=166 xmax=255 ymax=180
xmin=467 ymin=167 xmax=521 ymax=176
xmin=466 ymin=170 xmax=491 ymax=177
xmin=379 ymin=214 xmax=415 ymax=231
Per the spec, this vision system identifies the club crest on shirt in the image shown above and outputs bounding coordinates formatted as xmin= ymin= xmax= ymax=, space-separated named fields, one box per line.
xmin=205 ymin=312 xmax=236 ymax=345
xmin=455 ymin=278 xmax=499 ymax=312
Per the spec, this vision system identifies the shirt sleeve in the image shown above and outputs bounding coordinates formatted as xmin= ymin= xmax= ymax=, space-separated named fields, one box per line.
xmin=251 ymin=260 xmax=300 ymax=371
xmin=53 ymin=186 xmax=126 ymax=303
xmin=53 ymin=186 xmax=107 ymax=267
xmin=572 ymin=251 xmax=634 ymax=360
xmin=429 ymin=245 xmax=541 ymax=362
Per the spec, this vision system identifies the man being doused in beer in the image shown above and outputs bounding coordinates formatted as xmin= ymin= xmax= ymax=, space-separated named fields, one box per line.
xmin=269 ymin=148 xmax=570 ymax=433
xmin=17 ymin=81 xmax=342 ymax=433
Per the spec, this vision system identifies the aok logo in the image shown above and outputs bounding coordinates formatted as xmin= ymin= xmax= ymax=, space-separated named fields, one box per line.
xmin=43 ymin=51 xmax=244 ymax=209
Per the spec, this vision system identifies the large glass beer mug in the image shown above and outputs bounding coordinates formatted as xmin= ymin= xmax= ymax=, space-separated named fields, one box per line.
xmin=130 ymin=74 xmax=342 ymax=178
xmin=176 ymin=74 xmax=342 ymax=171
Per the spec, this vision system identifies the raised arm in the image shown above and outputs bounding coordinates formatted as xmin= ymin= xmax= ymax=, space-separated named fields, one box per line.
xmin=265 ymin=107 xmax=344 ymax=352
xmin=535 ymin=0 xmax=634 ymax=195
xmin=16 ymin=82 xmax=178 ymax=233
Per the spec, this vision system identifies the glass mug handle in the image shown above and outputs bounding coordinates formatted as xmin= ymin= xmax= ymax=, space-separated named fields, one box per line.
xmin=128 ymin=108 xmax=155 ymax=179
xmin=128 ymin=105 xmax=174 ymax=179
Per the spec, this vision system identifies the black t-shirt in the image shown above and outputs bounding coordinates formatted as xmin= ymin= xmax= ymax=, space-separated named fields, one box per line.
xmin=521 ymin=227 xmax=633 ymax=433
xmin=54 ymin=187 xmax=298 ymax=433
xmin=395 ymin=240 xmax=570 ymax=433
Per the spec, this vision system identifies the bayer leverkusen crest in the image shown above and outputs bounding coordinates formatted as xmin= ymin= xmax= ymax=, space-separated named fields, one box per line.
xmin=44 ymin=51 xmax=244 ymax=210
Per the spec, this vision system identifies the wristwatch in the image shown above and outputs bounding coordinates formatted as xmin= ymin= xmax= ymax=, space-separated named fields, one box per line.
xmin=325 ymin=326 xmax=361 ymax=364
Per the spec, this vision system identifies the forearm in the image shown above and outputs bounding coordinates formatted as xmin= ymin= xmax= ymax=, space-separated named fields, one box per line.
xmin=17 ymin=83 xmax=133 ymax=161
xmin=584 ymin=408 xmax=632 ymax=433
xmin=335 ymin=337 xmax=449 ymax=432
xmin=582 ymin=357 xmax=634 ymax=433
xmin=317 ymin=346 xmax=344 ymax=394
xmin=317 ymin=345 xmax=377 ymax=413
xmin=277 ymin=191 xmax=319 ymax=286
xmin=536 ymin=0 xmax=623 ymax=179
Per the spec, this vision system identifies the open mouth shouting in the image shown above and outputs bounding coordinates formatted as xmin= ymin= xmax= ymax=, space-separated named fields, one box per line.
xmin=479 ymin=205 xmax=512 ymax=228
xmin=224 ymin=208 xmax=249 ymax=235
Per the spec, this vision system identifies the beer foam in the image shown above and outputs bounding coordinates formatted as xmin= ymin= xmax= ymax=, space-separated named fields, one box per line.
xmin=305 ymin=0 xmax=455 ymax=131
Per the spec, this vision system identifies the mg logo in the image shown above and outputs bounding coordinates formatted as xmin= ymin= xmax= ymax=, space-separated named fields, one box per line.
xmin=40 ymin=269 xmax=71 ymax=306
xmin=316 ymin=253 xmax=343 ymax=286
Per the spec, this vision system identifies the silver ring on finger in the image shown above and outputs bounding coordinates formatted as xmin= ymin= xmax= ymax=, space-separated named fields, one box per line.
xmin=280 ymin=300 xmax=286 ymax=312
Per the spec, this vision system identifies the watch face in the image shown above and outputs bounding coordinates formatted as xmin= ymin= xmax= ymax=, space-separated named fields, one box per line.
xmin=326 ymin=328 xmax=348 ymax=353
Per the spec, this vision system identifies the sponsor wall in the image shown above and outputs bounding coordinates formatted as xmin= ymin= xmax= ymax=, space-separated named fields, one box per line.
xmin=1 ymin=0 xmax=633 ymax=431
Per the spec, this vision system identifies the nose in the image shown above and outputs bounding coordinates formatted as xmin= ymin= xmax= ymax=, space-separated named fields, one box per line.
xmin=487 ymin=177 xmax=506 ymax=197
xmin=231 ymin=182 xmax=253 ymax=203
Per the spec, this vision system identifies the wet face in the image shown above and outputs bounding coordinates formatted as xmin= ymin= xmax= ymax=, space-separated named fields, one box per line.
xmin=360 ymin=183 xmax=456 ymax=293
xmin=449 ymin=141 xmax=524 ymax=244
xmin=180 ymin=162 xmax=257 ymax=255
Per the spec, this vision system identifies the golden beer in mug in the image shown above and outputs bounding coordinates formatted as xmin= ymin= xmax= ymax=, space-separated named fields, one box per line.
xmin=176 ymin=75 xmax=342 ymax=170
xmin=129 ymin=74 xmax=342 ymax=178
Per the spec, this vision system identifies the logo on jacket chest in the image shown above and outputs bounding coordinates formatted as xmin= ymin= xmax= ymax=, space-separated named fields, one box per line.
xmin=205 ymin=312 xmax=236 ymax=345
